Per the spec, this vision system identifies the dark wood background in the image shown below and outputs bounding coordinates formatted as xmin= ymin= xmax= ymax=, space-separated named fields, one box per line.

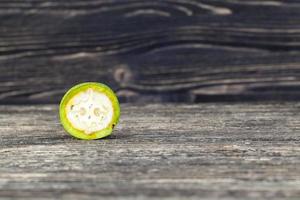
xmin=1 ymin=0 xmax=300 ymax=103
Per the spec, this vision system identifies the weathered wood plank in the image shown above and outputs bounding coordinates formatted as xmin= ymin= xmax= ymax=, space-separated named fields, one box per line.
xmin=0 ymin=103 xmax=299 ymax=199
xmin=0 ymin=0 xmax=300 ymax=102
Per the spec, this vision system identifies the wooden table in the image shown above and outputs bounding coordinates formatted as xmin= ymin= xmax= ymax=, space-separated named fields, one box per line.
xmin=0 ymin=103 xmax=299 ymax=199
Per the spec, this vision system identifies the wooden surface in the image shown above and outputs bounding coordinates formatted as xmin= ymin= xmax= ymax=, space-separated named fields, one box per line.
xmin=0 ymin=0 xmax=300 ymax=103
xmin=0 ymin=103 xmax=299 ymax=199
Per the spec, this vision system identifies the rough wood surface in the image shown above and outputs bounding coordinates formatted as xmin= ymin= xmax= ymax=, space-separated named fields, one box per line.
xmin=0 ymin=0 xmax=300 ymax=103
xmin=0 ymin=103 xmax=299 ymax=199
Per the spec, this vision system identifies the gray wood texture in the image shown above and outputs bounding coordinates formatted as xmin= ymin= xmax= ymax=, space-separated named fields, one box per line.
xmin=0 ymin=0 xmax=300 ymax=103
xmin=0 ymin=103 xmax=299 ymax=199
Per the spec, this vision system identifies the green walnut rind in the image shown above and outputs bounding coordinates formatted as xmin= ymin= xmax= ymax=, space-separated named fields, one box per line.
xmin=59 ymin=82 xmax=120 ymax=140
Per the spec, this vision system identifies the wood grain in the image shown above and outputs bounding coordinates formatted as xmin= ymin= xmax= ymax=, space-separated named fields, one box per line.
xmin=0 ymin=103 xmax=299 ymax=199
xmin=0 ymin=0 xmax=300 ymax=103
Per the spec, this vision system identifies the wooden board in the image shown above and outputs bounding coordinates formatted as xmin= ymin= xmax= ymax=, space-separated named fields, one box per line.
xmin=0 ymin=0 xmax=300 ymax=103
xmin=0 ymin=103 xmax=299 ymax=199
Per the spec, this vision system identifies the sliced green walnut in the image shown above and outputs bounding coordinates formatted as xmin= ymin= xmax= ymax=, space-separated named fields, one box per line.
xmin=59 ymin=82 xmax=120 ymax=140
